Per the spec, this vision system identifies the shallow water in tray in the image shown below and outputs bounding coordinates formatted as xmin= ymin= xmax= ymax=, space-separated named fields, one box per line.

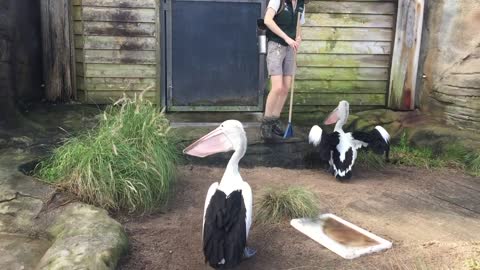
xmin=322 ymin=218 xmax=379 ymax=247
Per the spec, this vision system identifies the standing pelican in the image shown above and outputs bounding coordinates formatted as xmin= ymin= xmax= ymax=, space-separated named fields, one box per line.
xmin=183 ymin=120 xmax=256 ymax=269
xmin=309 ymin=100 xmax=390 ymax=180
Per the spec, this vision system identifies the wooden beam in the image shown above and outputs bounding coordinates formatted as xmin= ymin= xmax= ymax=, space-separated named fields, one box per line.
xmin=297 ymin=54 xmax=391 ymax=68
xmin=302 ymin=27 xmax=393 ymax=41
xmin=388 ymin=0 xmax=424 ymax=110
xmin=307 ymin=1 xmax=396 ymax=15
xmin=296 ymin=67 xmax=389 ymax=81
xmin=40 ymin=0 xmax=76 ymax=101
xmin=300 ymin=41 xmax=391 ymax=55
xmin=305 ymin=14 xmax=393 ymax=28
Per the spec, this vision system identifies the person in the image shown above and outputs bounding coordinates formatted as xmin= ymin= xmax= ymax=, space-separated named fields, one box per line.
xmin=261 ymin=0 xmax=305 ymax=140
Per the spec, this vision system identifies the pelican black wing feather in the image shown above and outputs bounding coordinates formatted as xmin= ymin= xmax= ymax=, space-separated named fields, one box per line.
xmin=352 ymin=128 xmax=390 ymax=161
xmin=316 ymin=131 xmax=340 ymax=161
xmin=203 ymin=190 xmax=246 ymax=269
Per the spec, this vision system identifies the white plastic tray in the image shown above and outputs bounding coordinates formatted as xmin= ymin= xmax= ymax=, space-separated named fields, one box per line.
xmin=290 ymin=213 xmax=392 ymax=259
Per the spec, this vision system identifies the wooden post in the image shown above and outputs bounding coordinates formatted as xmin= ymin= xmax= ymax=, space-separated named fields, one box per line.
xmin=388 ymin=0 xmax=424 ymax=110
xmin=40 ymin=0 xmax=76 ymax=102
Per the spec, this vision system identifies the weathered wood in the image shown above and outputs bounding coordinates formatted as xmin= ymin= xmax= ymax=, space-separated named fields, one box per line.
xmin=307 ymin=1 xmax=395 ymax=14
xmin=75 ymin=35 xmax=156 ymax=50
xmin=0 ymin=38 xmax=10 ymax=62
xmin=83 ymin=63 xmax=156 ymax=78
xmin=74 ymin=21 xmax=156 ymax=37
xmin=311 ymin=0 xmax=394 ymax=2
xmin=41 ymin=0 xmax=76 ymax=101
xmin=84 ymin=90 xmax=156 ymax=104
xmin=84 ymin=78 xmax=156 ymax=91
xmin=297 ymin=54 xmax=391 ymax=67
xmin=76 ymin=63 xmax=84 ymax=76
xmin=80 ymin=49 xmax=156 ymax=64
xmin=302 ymin=27 xmax=393 ymax=41
xmin=75 ymin=7 xmax=156 ymax=23
xmin=86 ymin=77 xmax=157 ymax=84
xmin=288 ymin=93 xmax=385 ymax=106
xmin=300 ymin=41 xmax=391 ymax=54
xmin=388 ymin=0 xmax=424 ymax=110
xmin=296 ymin=67 xmax=389 ymax=81
xmin=305 ymin=14 xmax=394 ymax=28
xmin=73 ymin=0 xmax=156 ymax=8
xmin=295 ymin=80 xmax=388 ymax=93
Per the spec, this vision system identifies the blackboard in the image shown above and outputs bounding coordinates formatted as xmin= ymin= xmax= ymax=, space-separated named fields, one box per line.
xmin=169 ymin=0 xmax=262 ymax=108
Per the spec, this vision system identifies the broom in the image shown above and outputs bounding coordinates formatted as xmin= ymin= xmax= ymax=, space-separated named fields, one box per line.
xmin=283 ymin=13 xmax=302 ymax=139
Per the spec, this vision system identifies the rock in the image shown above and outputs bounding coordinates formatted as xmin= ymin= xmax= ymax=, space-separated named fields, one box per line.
xmin=11 ymin=136 xmax=33 ymax=147
xmin=420 ymin=0 xmax=480 ymax=131
xmin=36 ymin=203 xmax=128 ymax=270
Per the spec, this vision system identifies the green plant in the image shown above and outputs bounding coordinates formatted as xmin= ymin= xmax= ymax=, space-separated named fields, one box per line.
xmin=255 ymin=186 xmax=319 ymax=224
xmin=466 ymin=258 xmax=480 ymax=270
xmin=36 ymin=94 xmax=180 ymax=213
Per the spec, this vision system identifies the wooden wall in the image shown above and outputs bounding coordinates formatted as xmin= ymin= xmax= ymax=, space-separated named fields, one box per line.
xmin=293 ymin=0 xmax=396 ymax=117
xmin=73 ymin=0 xmax=158 ymax=103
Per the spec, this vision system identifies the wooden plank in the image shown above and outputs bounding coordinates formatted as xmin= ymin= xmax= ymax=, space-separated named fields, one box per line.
xmin=388 ymin=0 xmax=424 ymax=110
xmin=85 ymin=77 xmax=157 ymax=84
xmin=74 ymin=21 xmax=156 ymax=36
xmin=296 ymin=67 xmax=389 ymax=81
xmin=312 ymin=0 xmax=394 ymax=2
xmin=305 ymin=14 xmax=394 ymax=28
xmin=307 ymin=1 xmax=396 ymax=15
xmin=84 ymin=78 xmax=156 ymax=91
xmin=77 ymin=76 xmax=85 ymax=90
xmin=73 ymin=0 xmax=156 ymax=8
xmin=290 ymin=93 xmax=386 ymax=106
xmin=75 ymin=49 xmax=84 ymax=62
xmin=302 ymin=27 xmax=393 ymax=41
xmin=75 ymin=7 xmax=156 ymax=23
xmin=76 ymin=63 xmax=84 ymax=76
xmin=81 ymin=49 xmax=156 ymax=64
xmin=84 ymin=90 xmax=156 ymax=104
xmin=297 ymin=54 xmax=391 ymax=68
xmin=300 ymin=41 xmax=391 ymax=54
xmin=84 ymin=63 xmax=156 ymax=78
xmin=41 ymin=0 xmax=76 ymax=101
xmin=295 ymin=80 xmax=388 ymax=93
xmin=75 ymin=35 xmax=156 ymax=50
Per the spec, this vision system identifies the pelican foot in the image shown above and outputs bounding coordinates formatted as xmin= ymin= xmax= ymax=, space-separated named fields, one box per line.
xmin=243 ymin=246 xmax=257 ymax=259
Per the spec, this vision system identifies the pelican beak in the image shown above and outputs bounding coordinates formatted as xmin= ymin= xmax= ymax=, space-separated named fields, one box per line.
xmin=324 ymin=107 xmax=339 ymax=125
xmin=183 ymin=126 xmax=234 ymax=158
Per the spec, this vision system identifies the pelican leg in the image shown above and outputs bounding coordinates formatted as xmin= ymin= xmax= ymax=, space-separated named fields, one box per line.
xmin=243 ymin=246 xmax=257 ymax=259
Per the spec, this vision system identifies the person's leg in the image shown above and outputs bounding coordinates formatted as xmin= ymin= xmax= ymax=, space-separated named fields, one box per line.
xmin=264 ymin=75 xmax=285 ymax=118
xmin=272 ymin=75 xmax=292 ymax=117
xmin=269 ymin=46 xmax=296 ymax=135
xmin=262 ymin=41 xmax=287 ymax=139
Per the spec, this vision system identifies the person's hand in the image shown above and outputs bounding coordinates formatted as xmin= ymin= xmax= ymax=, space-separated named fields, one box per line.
xmin=284 ymin=37 xmax=299 ymax=51
xmin=295 ymin=36 xmax=302 ymax=48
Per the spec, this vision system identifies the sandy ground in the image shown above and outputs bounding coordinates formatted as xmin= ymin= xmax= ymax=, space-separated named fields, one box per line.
xmin=117 ymin=165 xmax=480 ymax=270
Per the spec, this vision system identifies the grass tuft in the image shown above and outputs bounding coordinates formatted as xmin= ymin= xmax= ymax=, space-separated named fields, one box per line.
xmin=357 ymin=132 xmax=480 ymax=176
xmin=255 ymin=186 xmax=319 ymax=224
xmin=36 ymin=94 xmax=180 ymax=213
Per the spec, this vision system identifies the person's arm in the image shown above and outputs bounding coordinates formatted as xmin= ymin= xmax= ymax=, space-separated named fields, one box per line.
xmin=264 ymin=8 xmax=299 ymax=50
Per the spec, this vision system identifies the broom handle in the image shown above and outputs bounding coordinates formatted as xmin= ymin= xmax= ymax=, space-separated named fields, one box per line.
xmin=288 ymin=12 xmax=301 ymax=123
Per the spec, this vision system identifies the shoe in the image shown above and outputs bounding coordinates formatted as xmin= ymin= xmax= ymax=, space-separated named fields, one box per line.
xmin=271 ymin=119 xmax=285 ymax=137
xmin=260 ymin=118 xmax=273 ymax=139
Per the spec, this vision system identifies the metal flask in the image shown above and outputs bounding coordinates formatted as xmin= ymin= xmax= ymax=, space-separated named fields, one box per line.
xmin=258 ymin=33 xmax=267 ymax=54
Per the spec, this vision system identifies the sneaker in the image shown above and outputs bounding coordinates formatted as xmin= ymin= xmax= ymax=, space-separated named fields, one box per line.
xmin=260 ymin=118 xmax=273 ymax=139
xmin=271 ymin=119 xmax=285 ymax=137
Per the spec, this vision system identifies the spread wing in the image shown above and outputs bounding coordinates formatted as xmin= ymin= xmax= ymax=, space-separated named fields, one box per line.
xmin=351 ymin=126 xmax=390 ymax=161
xmin=203 ymin=182 xmax=219 ymax=238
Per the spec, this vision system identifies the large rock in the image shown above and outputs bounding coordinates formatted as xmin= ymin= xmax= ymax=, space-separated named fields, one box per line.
xmin=420 ymin=0 xmax=480 ymax=131
xmin=36 ymin=203 xmax=128 ymax=270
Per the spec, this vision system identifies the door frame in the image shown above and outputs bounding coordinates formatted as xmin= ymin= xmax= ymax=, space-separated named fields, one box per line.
xmin=160 ymin=0 xmax=266 ymax=112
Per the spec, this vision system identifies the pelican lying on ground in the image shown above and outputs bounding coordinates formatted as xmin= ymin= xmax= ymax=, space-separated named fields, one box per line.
xmin=183 ymin=120 xmax=256 ymax=269
xmin=308 ymin=100 xmax=390 ymax=181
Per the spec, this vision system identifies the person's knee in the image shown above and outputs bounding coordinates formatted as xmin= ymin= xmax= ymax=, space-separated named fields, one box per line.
xmin=278 ymin=85 xmax=289 ymax=96
xmin=271 ymin=85 xmax=285 ymax=95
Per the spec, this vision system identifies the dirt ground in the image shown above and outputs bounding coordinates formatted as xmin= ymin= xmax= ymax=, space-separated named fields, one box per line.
xmin=117 ymin=165 xmax=480 ymax=270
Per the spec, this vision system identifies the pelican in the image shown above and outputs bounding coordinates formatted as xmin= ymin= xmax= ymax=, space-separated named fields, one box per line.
xmin=183 ymin=120 xmax=256 ymax=269
xmin=308 ymin=100 xmax=390 ymax=180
